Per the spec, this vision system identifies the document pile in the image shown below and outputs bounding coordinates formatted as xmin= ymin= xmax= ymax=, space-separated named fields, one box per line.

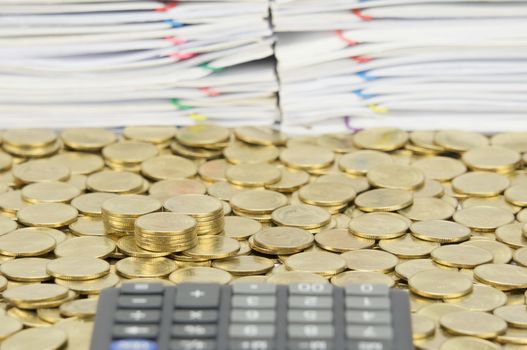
xmin=0 ymin=0 xmax=278 ymax=128
xmin=272 ymin=0 xmax=527 ymax=134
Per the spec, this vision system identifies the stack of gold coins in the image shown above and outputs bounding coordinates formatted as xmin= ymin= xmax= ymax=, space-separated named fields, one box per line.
xmin=164 ymin=194 xmax=224 ymax=235
xmin=230 ymin=189 xmax=288 ymax=222
xmin=2 ymin=129 xmax=61 ymax=158
xmin=171 ymin=124 xmax=230 ymax=160
xmin=298 ymin=182 xmax=356 ymax=213
xmin=102 ymin=141 xmax=159 ymax=172
xmin=134 ymin=212 xmax=198 ymax=252
xmin=101 ymin=195 xmax=162 ymax=235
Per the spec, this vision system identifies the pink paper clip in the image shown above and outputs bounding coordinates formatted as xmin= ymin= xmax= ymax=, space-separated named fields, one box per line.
xmin=169 ymin=52 xmax=197 ymax=60
xmin=352 ymin=9 xmax=373 ymax=21
xmin=199 ymin=87 xmax=220 ymax=97
xmin=165 ymin=36 xmax=186 ymax=45
xmin=156 ymin=1 xmax=177 ymax=12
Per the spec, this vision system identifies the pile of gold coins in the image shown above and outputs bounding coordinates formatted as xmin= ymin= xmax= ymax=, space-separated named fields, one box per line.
xmin=1 ymin=125 xmax=527 ymax=350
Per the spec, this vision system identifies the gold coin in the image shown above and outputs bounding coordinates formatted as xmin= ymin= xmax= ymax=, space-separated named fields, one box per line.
xmin=440 ymin=336 xmax=502 ymax=350
xmin=17 ymin=202 xmax=78 ymax=228
xmin=176 ymin=124 xmax=230 ymax=148
xmin=0 ymin=229 xmax=56 ymax=256
xmin=61 ymin=128 xmax=116 ymax=151
xmin=367 ymin=163 xmax=424 ymax=190
xmin=7 ymin=307 xmax=52 ymax=328
xmin=117 ymin=236 xmax=170 ymax=258
xmin=0 ymin=275 xmax=7 ymax=292
xmin=164 ymin=194 xmax=223 ymax=218
xmin=3 ymin=129 xmax=57 ymax=148
xmin=230 ymin=189 xmax=287 ymax=214
xmin=412 ymin=156 xmax=467 ymax=182
xmin=223 ymin=216 xmax=262 ymax=240
xmin=354 ymin=188 xmax=413 ymax=212
xmin=474 ymin=263 xmax=527 ymax=290
xmin=51 ymin=152 xmax=104 ymax=175
xmin=379 ymin=234 xmax=439 ymax=258
xmin=445 ymin=284 xmax=507 ymax=312
xmin=103 ymin=141 xmax=158 ymax=165
xmin=505 ymin=185 xmax=527 ymax=207
xmin=493 ymin=305 xmax=527 ymax=328
xmin=341 ymin=249 xmax=398 ymax=273
xmin=37 ymin=308 xmax=66 ymax=324
xmin=398 ymin=197 xmax=455 ymax=221
xmin=266 ymin=271 xmax=329 ymax=285
xmin=461 ymin=239 xmax=513 ymax=264
xmin=440 ymin=310 xmax=506 ymax=338
xmin=496 ymin=328 xmax=527 ymax=345
xmin=409 ymin=269 xmax=473 ymax=299
xmin=452 ymin=172 xmax=510 ymax=197
xmin=224 ymin=142 xmax=279 ymax=164
xmin=0 ymin=257 xmax=51 ymax=282
xmin=233 ymin=126 xmax=286 ymax=146
xmin=135 ymin=212 xmax=196 ymax=234
xmin=0 ymin=190 xmax=28 ymax=215
xmin=284 ymin=251 xmax=346 ymax=277
xmin=13 ymin=160 xmax=70 ymax=184
xmin=410 ymin=219 xmax=471 ymax=243
xmin=316 ymin=133 xmax=356 ymax=153
xmin=496 ymin=223 xmax=527 ymax=249
xmin=463 ymin=195 xmax=520 ymax=214
xmin=212 ymin=256 xmax=274 ymax=275
xmin=330 ymin=271 xmax=395 ymax=288
xmin=513 ymin=247 xmax=527 ymax=267
xmin=59 ymin=298 xmax=98 ymax=318
xmin=279 ymin=145 xmax=334 ymax=170
xmin=412 ymin=314 xmax=436 ymax=340
xmin=3 ymin=284 xmax=69 ymax=304
xmin=414 ymin=179 xmax=445 ymax=198
xmin=86 ymin=170 xmax=144 ymax=193
xmin=69 ymin=216 xmax=106 ymax=237
xmin=265 ymin=168 xmax=309 ymax=193
xmin=0 ymin=151 xmax=13 ymax=173
xmin=315 ymin=228 xmax=374 ymax=252
xmin=226 ymin=163 xmax=281 ymax=187
xmin=271 ymin=204 xmax=331 ymax=229
xmin=298 ymin=182 xmax=356 ymax=206
xmin=338 ymin=150 xmax=393 ymax=176
xmin=252 ymin=226 xmax=314 ymax=254
xmin=171 ymin=141 xmax=223 ymax=159
xmin=417 ymin=303 xmax=466 ymax=322
xmin=54 ymin=236 xmax=116 ymax=259
xmin=0 ymin=216 xmax=17 ymax=236
xmin=198 ymin=159 xmax=229 ymax=182
xmin=141 ymin=155 xmax=197 ymax=181
xmin=103 ymin=194 xmax=161 ymax=218
xmin=169 ymin=266 xmax=232 ymax=284
xmin=463 ymin=146 xmax=520 ymax=172
xmin=431 ymin=245 xmax=493 ymax=268
xmin=71 ymin=192 xmax=118 ymax=216
xmin=0 ymin=326 xmax=67 ymax=350
xmin=55 ymin=272 xmax=119 ymax=295
xmin=149 ymin=179 xmax=206 ymax=201
xmin=183 ymin=235 xmax=240 ymax=259
xmin=316 ymin=173 xmax=369 ymax=194
xmin=115 ymin=257 xmax=176 ymax=278
xmin=353 ymin=127 xmax=408 ymax=151
xmin=434 ymin=130 xmax=489 ymax=152
xmin=54 ymin=318 xmax=94 ymax=350
xmin=491 ymin=132 xmax=527 ymax=153
xmin=47 ymin=257 xmax=110 ymax=281
xmin=123 ymin=125 xmax=176 ymax=144
xmin=348 ymin=212 xmax=408 ymax=240
xmin=395 ymin=258 xmax=453 ymax=281
xmin=0 ymin=315 xmax=23 ymax=340
xmin=454 ymin=206 xmax=514 ymax=232
xmin=21 ymin=181 xmax=81 ymax=204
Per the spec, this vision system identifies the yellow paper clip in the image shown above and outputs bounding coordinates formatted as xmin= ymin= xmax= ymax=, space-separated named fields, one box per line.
xmin=368 ymin=103 xmax=389 ymax=114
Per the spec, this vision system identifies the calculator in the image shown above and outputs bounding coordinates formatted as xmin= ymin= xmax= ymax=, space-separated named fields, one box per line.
xmin=91 ymin=283 xmax=413 ymax=350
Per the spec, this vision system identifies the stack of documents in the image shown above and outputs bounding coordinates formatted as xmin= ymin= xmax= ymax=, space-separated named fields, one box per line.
xmin=272 ymin=0 xmax=527 ymax=134
xmin=0 ymin=0 xmax=278 ymax=128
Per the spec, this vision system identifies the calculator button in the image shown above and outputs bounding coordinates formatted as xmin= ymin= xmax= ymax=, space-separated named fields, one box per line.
xmin=229 ymin=324 xmax=275 ymax=338
xmin=175 ymin=284 xmax=220 ymax=309
xmin=346 ymin=311 xmax=391 ymax=325
xmin=288 ymin=340 xmax=334 ymax=350
xmin=230 ymin=339 xmax=275 ymax=350
xmin=115 ymin=310 xmax=161 ymax=323
xmin=173 ymin=310 xmax=218 ymax=323
xmin=289 ymin=284 xmax=333 ymax=296
xmin=347 ymin=340 xmax=391 ymax=350
xmin=346 ymin=325 xmax=393 ymax=340
xmin=110 ymin=339 xmax=158 ymax=350
xmin=345 ymin=284 xmax=389 ymax=297
xmin=345 ymin=297 xmax=390 ymax=310
xmin=120 ymin=283 xmax=164 ymax=295
xmin=288 ymin=310 xmax=333 ymax=323
xmin=288 ymin=325 xmax=334 ymax=339
xmin=289 ymin=296 xmax=333 ymax=309
xmin=169 ymin=339 xmax=216 ymax=350
xmin=112 ymin=325 xmax=159 ymax=339
xmin=118 ymin=296 xmax=163 ymax=309
xmin=231 ymin=309 xmax=276 ymax=323
xmin=231 ymin=295 xmax=276 ymax=309
xmin=172 ymin=324 xmax=217 ymax=338
xmin=232 ymin=284 xmax=277 ymax=295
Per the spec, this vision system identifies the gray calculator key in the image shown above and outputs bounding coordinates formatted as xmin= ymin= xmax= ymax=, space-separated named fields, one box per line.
xmin=347 ymin=340 xmax=391 ymax=350
xmin=230 ymin=339 xmax=275 ymax=350
xmin=175 ymin=284 xmax=220 ymax=309
xmin=232 ymin=284 xmax=277 ymax=295
xmin=288 ymin=325 xmax=334 ymax=339
xmin=170 ymin=339 xmax=216 ymax=350
xmin=229 ymin=324 xmax=275 ymax=338
xmin=289 ymin=296 xmax=333 ymax=309
xmin=289 ymin=340 xmax=334 ymax=350
xmin=121 ymin=283 xmax=164 ymax=295
xmin=345 ymin=284 xmax=389 ymax=297
xmin=288 ymin=310 xmax=333 ymax=323
xmin=346 ymin=325 xmax=393 ymax=340
xmin=172 ymin=324 xmax=217 ymax=338
xmin=115 ymin=310 xmax=161 ymax=323
xmin=174 ymin=310 xmax=218 ymax=323
xmin=117 ymin=296 xmax=163 ymax=309
xmin=112 ymin=325 xmax=159 ymax=339
xmin=232 ymin=295 xmax=276 ymax=309
xmin=346 ymin=311 xmax=391 ymax=325
xmin=289 ymin=284 xmax=333 ymax=296
xmin=231 ymin=309 xmax=276 ymax=323
xmin=346 ymin=297 xmax=390 ymax=310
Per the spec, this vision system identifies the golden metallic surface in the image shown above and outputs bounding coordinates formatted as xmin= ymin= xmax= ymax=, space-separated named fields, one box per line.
xmin=54 ymin=317 xmax=94 ymax=350
xmin=0 ymin=216 xmax=17 ymax=236
xmin=59 ymin=298 xmax=98 ymax=318
xmin=86 ymin=170 xmax=144 ymax=193
xmin=6 ymin=308 xmax=52 ymax=328
xmin=341 ymin=249 xmax=398 ymax=273
xmin=0 ymin=327 xmax=67 ymax=350
xmin=13 ymin=160 xmax=70 ymax=185
xmin=398 ymin=197 xmax=455 ymax=221
xmin=368 ymin=163 xmax=425 ymax=191
xmin=21 ymin=181 xmax=81 ymax=204
xmin=354 ymin=188 xmax=413 ymax=212
xmin=61 ymin=128 xmax=116 ymax=151
xmin=315 ymin=228 xmax=374 ymax=253
xmin=17 ymin=202 xmax=78 ymax=228
xmin=412 ymin=314 xmax=436 ymax=340
xmin=453 ymin=206 xmax=514 ymax=232
xmin=444 ymin=285 xmax=507 ymax=312
xmin=0 ymin=315 xmax=23 ymax=340
xmin=284 ymin=251 xmax=346 ymax=277
xmin=452 ymin=172 xmax=510 ymax=197
xmin=412 ymin=156 xmax=467 ymax=182
xmin=474 ymin=264 xmax=527 ymax=290
xmin=493 ymin=305 xmax=527 ymax=328
xmin=0 ymin=229 xmax=56 ymax=257
xmin=271 ymin=204 xmax=331 ymax=229
xmin=431 ymin=244 xmax=493 ymax=268
xmin=54 ymin=236 xmax=115 ymax=258
xmin=176 ymin=124 xmax=230 ymax=148
xmin=150 ymin=179 xmax=207 ymax=202
xmin=353 ymin=127 xmax=408 ymax=151
xmin=55 ymin=272 xmax=119 ymax=295
xmin=223 ymin=216 xmax=262 ymax=240
xmin=123 ymin=125 xmax=176 ymax=145
xmin=224 ymin=142 xmax=279 ymax=164
xmin=234 ymin=126 xmax=286 ymax=146
xmin=496 ymin=223 xmax=527 ymax=249
xmin=434 ymin=130 xmax=489 ymax=152
xmin=440 ymin=336 xmax=502 ymax=350
xmin=280 ymin=145 xmax=334 ymax=170
xmin=3 ymin=284 xmax=69 ymax=305
xmin=409 ymin=269 xmax=473 ymax=299
xmin=183 ymin=235 xmax=240 ymax=259
xmin=252 ymin=226 xmax=314 ymax=254
xmin=141 ymin=155 xmax=197 ymax=181
xmin=211 ymin=256 xmax=274 ymax=275
xmin=379 ymin=234 xmax=439 ymax=259
xmin=266 ymin=271 xmax=328 ymax=285
xmin=47 ymin=257 xmax=110 ymax=281
xmin=115 ymin=257 xmax=176 ymax=278
xmin=440 ymin=310 xmax=507 ymax=338
xmin=226 ymin=163 xmax=282 ymax=187
xmin=51 ymin=152 xmax=104 ymax=175
xmin=298 ymin=182 xmax=356 ymax=207
xmin=0 ymin=258 xmax=51 ymax=282
xmin=410 ymin=220 xmax=471 ymax=243
xmin=463 ymin=146 xmax=520 ymax=172
xmin=169 ymin=266 xmax=232 ymax=284
xmin=69 ymin=216 xmax=106 ymax=237
xmin=338 ymin=150 xmax=393 ymax=175
xmin=461 ymin=239 xmax=513 ymax=264
xmin=330 ymin=270 xmax=395 ymax=288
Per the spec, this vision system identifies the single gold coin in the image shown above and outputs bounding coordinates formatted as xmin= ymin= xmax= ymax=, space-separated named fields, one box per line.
xmin=3 ymin=284 xmax=69 ymax=304
xmin=353 ymin=127 xmax=408 ymax=151
xmin=0 ymin=216 xmax=17 ymax=236
xmin=135 ymin=212 xmax=197 ymax=234
xmin=149 ymin=179 xmax=206 ymax=202
xmin=493 ymin=305 xmax=527 ymax=328
xmin=412 ymin=156 xmax=467 ymax=182
xmin=409 ymin=269 xmax=473 ymax=299
xmin=17 ymin=226 xmax=66 ymax=244
xmin=298 ymin=182 xmax=356 ymax=206
xmin=452 ymin=172 xmax=510 ymax=197
xmin=440 ymin=310 xmax=507 ymax=338
xmin=266 ymin=271 xmax=329 ymax=285
xmin=412 ymin=314 xmax=436 ymax=340
xmin=284 ymin=251 xmax=346 ymax=277
xmin=36 ymin=308 xmax=66 ymax=324
xmin=0 ymin=315 xmax=23 ymax=340
xmin=0 ymin=229 xmax=56 ymax=256
xmin=3 ymin=128 xmax=56 ymax=148
xmin=103 ymin=141 xmax=158 ymax=164
xmin=315 ymin=228 xmax=374 ymax=252
xmin=54 ymin=318 xmax=94 ymax=350
xmin=86 ymin=170 xmax=144 ymax=193
xmin=61 ymin=127 xmax=116 ymax=151
xmin=198 ymin=159 xmax=229 ymax=182
xmin=223 ymin=216 xmax=262 ymax=240
xmin=69 ymin=216 xmax=106 ymax=236
xmin=170 ymin=141 xmax=223 ymax=159
xmin=431 ymin=245 xmax=493 ymax=268
xmin=338 ymin=150 xmax=393 ymax=175
xmin=414 ymin=179 xmax=445 ymax=198
xmin=341 ymin=249 xmax=398 ymax=273
xmin=463 ymin=146 xmax=520 ymax=172
xmin=395 ymin=258 xmax=455 ymax=281
xmin=141 ymin=155 xmax=197 ymax=181
xmin=6 ymin=307 xmax=52 ymax=328
xmin=379 ymin=234 xmax=439 ymax=258
xmin=123 ymin=125 xmax=176 ymax=144
xmin=233 ymin=126 xmax=286 ymax=146
xmin=330 ymin=271 xmax=395 ymax=288
xmin=0 ymin=151 xmax=13 ymax=173
xmin=51 ymin=152 xmax=104 ymax=175
xmin=21 ymin=181 xmax=81 ymax=204
xmin=164 ymin=194 xmax=223 ymax=218
xmin=0 ymin=275 xmax=7 ymax=292
xmin=348 ymin=212 xmax=408 ymax=240
xmin=183 ymin=235 xmax=240 ymax=259
xmin=0 ymin=190 xmax=28 ymax=215
xmin=463 ymin=195 xmax=520 ymax=214
xmin=513 ymin=247 xmax=527 ymax=267
xmin=316 ymin=133 xmax=356 ymax=153
xmin=496 ymin=327 xmax=527 ymax=345
xmin=226 ymin=163 xmax=281 ymax=187
xmin=417 ymin=303 xmax=466 ymax=322
xmin=398 ymin=197 xmax=455 ymax=221
xmin=0 ymin=326 xmax=67 ymax=350
xmin=453 ymin=206 xmax=514 ymax=232
xmin=71 ymin=192 xmax=118 ymax=216
xmin=0 ymin=257 xmax=51 ymax=282
xmin=440 ymin=336 xmax=502 ymax=350
xmin=354 ymin=188 xmax=413 ymax=212
xmin=505 ymin=185 xmax=527 ymax=207
xmin=410 ymin=219 xmax=471 ymax=243
xmin=496 ymin=223 xmax=527 ymax=249
xmin=207 ymin=181 xmax=245 ymax=201
xmin=367 ymin=164 xmax=425 ymax=190
xmin=116 ymin=257 xmax=176 ymax=278
xmin=434 ymin=130 xmax=489 ymax=152
xmin=265 ymin=168 xmax=310 ymax=193
xmin=59 ymin=298 xmax=98 ymax=318
xmin=230 ymin=189 xmax=288 ymax=214
xmin=17 ymin=202 xmax=78 ymax=228
xmin=176 ymin=124 xmax=230 ymax=148
xmin=316 ymin=173 xmax=370 ymax=194
xmin=280 ymin=145 xmax=334 ymax=170
xmin=474 ymin=263 xmax=527 ymax=290
xmin=47 ymin=257 xmax=110 ymax=281
xmin=54 ymin=236 xmax=116 ymax=259
xmin=271 ymin=204 xmax=331 ymax=229
xmin=13 ymin=160 xmax=70 ymax=184
xmin=491 ymin=132 xmax=527 ymax=153
xmin=169 ymin=266 xmax=232 ymax=284
xmin=102 ymin=195 xmax=161 ymax=218
xmin=224 ymin=142 xmax=279 ymax=164
xmin=212 ymin=256 xmax=274 ymax=275
xmin=55 ymin=272 xmax=119 ymax=295
xmin=252 ymin=226 xmax=314 ymax=254
xmin=461 ymin=239 xmax=513 ymax=264
xmin=445 ymin=284 xmax=507 ymax=312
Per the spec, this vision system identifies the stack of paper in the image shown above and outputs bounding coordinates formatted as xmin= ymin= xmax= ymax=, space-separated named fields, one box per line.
xmin=272 ymin=0 xmax=527 ymax=134
xmin=0 ymin=0 xmax=278 ymax=128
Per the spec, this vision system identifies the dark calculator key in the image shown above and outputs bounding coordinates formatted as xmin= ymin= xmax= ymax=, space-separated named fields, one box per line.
xmin=229 ymin=324 xmax=275 ymax=338
xmin=173 ymin=310 xmax=218 ymax=323
xmin=231 ymin=295 xmax=276 ymax=309
xmin=345 ymin=297 xmax=390 ymax=310
xmin=345 ymin=284 xmax=389 ymax=297
xmin=115 ymin=310 xmax=161 ymax=324
xmin=288 ymin=310 xmax=333 ymax=323
xmin=232 ymin=283 xmax=277 ymax=295
xmin=231 ymin=309 xmax=276 ymax=323
xmin=346 ymin=311 xmax=391 ymax=325
xmin=288 ymin=325 xmax=334 ymax=339
xmin=289 ymin=284 xmax=333 ymax=296
xmin=346 ymin=325 xmax=393 ymax=340
xmin=347 ymin=340 xmax=392 ymax=350
xmin=110 ymin=339 xmax=158 ymax=350
xmin=120 ymin=283 xmax=164 ymax=295
xmin=288 ymin=340 xmax=334 ymax=350
xmin=289 ymin=296 xmax=333 ymax=309
xmin=112 ymin=325 xmax=159 ymax=339
xmin=174 ymin=284 xmax=220 ymax=309
xmin=169 ymin=339 xmax=216 ymax=350
xmin=118 ymin=296 xmax=163 ymax=309
xmin=172 ymin=324 xmax=217 ymax=338
xmin=230 ymin=339 xmax=275 ymax=350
